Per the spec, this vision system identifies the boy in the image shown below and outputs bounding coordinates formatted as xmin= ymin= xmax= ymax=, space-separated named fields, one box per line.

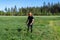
xmin=26 ymin=12 xmax=34 ymax=33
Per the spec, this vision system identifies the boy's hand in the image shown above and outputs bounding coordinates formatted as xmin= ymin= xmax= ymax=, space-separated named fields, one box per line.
xmin=30 ymin=23 xmax=32 ymax=25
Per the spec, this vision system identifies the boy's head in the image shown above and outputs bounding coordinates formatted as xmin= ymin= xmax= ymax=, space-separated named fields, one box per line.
xmin=28 ymin=12 xmax=32 ymax=16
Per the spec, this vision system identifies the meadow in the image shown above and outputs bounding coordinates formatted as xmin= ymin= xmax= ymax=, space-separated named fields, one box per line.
xmin=0 ymin=16 xmax=60 ymax=40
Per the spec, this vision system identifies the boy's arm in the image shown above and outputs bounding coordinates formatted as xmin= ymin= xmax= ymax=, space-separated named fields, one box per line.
xmin=32 ymin=19 xmax=34 ymax=24
xmin=30 ymin=19 xmax=34 ymax=25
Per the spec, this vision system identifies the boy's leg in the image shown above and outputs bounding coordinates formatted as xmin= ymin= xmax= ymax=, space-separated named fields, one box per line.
xmin=31 ymin=25 xmax=33 ymax=33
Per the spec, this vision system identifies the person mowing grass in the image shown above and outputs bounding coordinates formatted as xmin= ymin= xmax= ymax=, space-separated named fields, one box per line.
xmin=26 ymin=12 xmax=34 ymax=33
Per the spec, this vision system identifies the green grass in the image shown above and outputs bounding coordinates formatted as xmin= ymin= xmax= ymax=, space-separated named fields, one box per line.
xmin=0 ymin=16 xmax=60 ymax=40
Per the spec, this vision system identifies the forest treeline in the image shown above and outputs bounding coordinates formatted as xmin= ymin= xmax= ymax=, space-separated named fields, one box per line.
xmin=0 ymin=2 xmax=60 ymax=16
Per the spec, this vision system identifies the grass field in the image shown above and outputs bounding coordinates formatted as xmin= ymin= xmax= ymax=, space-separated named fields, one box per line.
xmin=0 ymin=16 xmax=60 ymax=40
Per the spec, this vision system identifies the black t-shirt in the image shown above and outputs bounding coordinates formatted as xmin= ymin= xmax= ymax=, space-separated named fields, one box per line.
xmin=28 ymin=16 xmax=34 ymax=24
